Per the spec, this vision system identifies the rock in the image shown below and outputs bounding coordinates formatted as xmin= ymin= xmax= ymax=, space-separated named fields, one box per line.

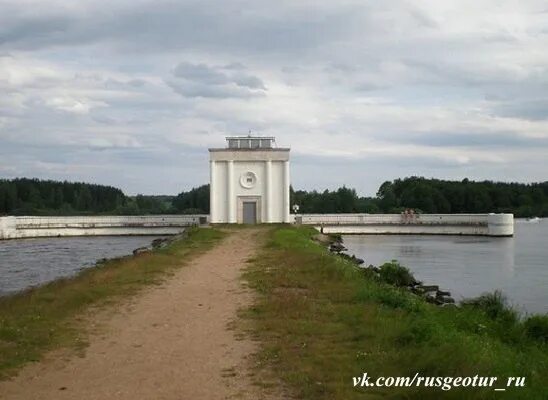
xmin=151 ymin=238 xmax=169 ymax=248
xmin=329 ymin=243 xmax=347 ymax=252
xmin=336 ymin=252 xmax=365 ymax=266
xmin=417 ymin=285 xmax=439 ymax=293
xmin=411 ymin=286 xmax=425 ymax=295
xmin=424 ymin=293 xmax=438 ymax=303
xmin=440 ymin=296 xmax=455 ymax=304
xmin=437 ymin=290 xmax=451 ymax=297
xmin=348 ymin=255 xmax=364 ymax=265
xmin=133 ymin=247 xmax=151 ymax=256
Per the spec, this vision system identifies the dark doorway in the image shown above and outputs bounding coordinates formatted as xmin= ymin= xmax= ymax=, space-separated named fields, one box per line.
xmin=242 ymin=201 xmax=257 ymax=224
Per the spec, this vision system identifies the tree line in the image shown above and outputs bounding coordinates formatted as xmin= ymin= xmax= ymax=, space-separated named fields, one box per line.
xmin=179 ymin=178 xmax=548 ymax=217
xmin=0 ymin=178 xmax=125 ymax=215
xmin=375 ymin=177 xmax=548 ymax=217
xmin=0 ymin=178 xmax=180 ymax=216
xmin=1 ymin=177 xmax=546 ymax=217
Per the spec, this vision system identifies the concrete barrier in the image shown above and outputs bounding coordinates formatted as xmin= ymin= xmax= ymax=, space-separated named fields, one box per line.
xmin=297 ymin=213 xmax=514 ymax=236
xmin=1 ymin=213 xmax=514 ymax=238
xmin=487 ymin=213 xmax=514 ymax=236
xmin=0 ymin=215 xmax=208 ymax=240
xmin=0 ymin=216 xmax=16 ymax=240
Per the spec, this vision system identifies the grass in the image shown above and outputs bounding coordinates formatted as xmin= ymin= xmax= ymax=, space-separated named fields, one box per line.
xmin=242 ymin=226 xmax=548 ymax=399
xmin=0 ymin=227 xmax=225 ymax=379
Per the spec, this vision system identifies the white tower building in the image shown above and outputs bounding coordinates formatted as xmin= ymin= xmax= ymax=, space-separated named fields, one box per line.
xmin=209 ymin=136 xmax=290 ymax=224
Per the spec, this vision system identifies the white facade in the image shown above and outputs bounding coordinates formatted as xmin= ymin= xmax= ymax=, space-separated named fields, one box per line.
xmin=209 ymin=137 xmax=290 ymax=223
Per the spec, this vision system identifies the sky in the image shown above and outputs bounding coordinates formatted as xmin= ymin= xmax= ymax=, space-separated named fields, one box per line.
xmin=1 ymin=0 xmax=547 ymax=196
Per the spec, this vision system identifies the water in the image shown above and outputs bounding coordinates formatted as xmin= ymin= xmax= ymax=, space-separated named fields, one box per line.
xmin=343 ymin=220 xmax=548 ymax=314
xmin=0 ymin=236 xmax=163 ymax=296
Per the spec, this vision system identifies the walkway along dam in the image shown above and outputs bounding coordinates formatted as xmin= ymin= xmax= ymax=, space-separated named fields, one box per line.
xmin=0 ymin=215 xmax=207 ymax=240
xmin=296 ymin=213 xmax=514 ymax=236
xmin=0 ymin=213 xmax=513 ymax=240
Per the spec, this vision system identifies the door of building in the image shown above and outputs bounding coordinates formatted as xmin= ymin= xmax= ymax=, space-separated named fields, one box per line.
xmin=242 ymin=201 xmax=257 ymax=224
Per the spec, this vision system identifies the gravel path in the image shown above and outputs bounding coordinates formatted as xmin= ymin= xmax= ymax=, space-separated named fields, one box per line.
xmin=0 ymin=228 xmax=275 ymax=400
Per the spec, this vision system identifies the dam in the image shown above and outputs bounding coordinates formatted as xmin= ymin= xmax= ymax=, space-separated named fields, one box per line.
xmin=0 ymin=215 xmax=207 ymax=240
xmin=295 ymin=213 xmax=514 ymax=236
xmin=0 ymin=213 xmax=514 ymax=239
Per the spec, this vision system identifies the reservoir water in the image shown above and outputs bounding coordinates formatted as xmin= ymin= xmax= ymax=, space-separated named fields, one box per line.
xmin=0 ymin=236 xmax=162 ymax=296
xmin=1 ymin=223 xmax=546 ymax=314
xmin=343 ymin=219 xmax=547 ymax=314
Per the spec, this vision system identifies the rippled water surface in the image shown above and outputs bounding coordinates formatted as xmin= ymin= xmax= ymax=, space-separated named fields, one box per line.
xmin=343 ymin=220 xmax=547 ymax=314
xmin=0 ymin=236 xmax=162 ymax=296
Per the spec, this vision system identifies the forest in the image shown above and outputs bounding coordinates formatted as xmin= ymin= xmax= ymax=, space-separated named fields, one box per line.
xmin=0 ymin=178 xmax=126 ymax=215
xmin=0 ymin=178 xmax=174 ymax=215
xmin=293 ymin=177 xmax=548 ymax=217
xmin=375 ymin=177 xmax=548 ymax=217
xmin=1 ymin=177 xmax=546 ymax=217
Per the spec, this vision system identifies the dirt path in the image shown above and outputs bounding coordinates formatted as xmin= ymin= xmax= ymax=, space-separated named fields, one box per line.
xmin=0 ymin=228 xmax=274 ymax=400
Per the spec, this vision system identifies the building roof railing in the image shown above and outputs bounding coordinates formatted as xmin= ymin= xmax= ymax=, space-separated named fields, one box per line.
xmin=225 ymin=136 xmax=276 ymax=140
xmin=225 ymin=136 xmax=276 ymax=149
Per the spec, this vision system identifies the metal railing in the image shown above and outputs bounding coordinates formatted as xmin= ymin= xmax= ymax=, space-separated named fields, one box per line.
xmin=298 ymin=214 xmax=489 ymax=226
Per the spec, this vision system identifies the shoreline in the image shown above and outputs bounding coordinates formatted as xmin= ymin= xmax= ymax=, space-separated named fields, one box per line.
xmin=0 ymin=227 xmax=277 ymax=400
xmin=0 ymin=227 xmax=225 ymax=379
xmin=242 ymin=226 xmax=547 ymax=399
xmin=337 ymin=230 xmax=546 ymax=316
xmin=0 ymin=234 xmax=175 ymax=299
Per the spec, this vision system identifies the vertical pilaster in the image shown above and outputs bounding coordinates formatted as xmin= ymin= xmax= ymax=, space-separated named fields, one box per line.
xmin=227 ymin=160 xmax=235 ymax=223
xmin=283 ymin=160 xmax=290 ymax=223
xmin=265 ymin=159 xmax=272 ymax=223
xmin=209 ymin=160 xmax=216 ymax=223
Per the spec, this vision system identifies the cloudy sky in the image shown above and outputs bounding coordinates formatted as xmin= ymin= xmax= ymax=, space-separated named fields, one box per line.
xmin=1 ymin=0 xmax=547 ymax=196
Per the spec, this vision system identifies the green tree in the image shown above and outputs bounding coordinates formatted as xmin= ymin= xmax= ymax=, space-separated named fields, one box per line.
xmin=173 ymin=185 xmax=210 ymax=213
xmin=377 ymin=181 xmax=397 ymax=212
xmin=76 ymin=186 xmax=93 ymax=211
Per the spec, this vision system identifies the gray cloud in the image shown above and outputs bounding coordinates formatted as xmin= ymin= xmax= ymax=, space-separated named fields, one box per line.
xmin=173 ymin=63 xmax=229 ymax=85
xmin=492 ymin=99 xmax=548 ymax=121
xmin=0 ymin=1 xmax=362 ymax=56
xmin=167 ymin=62 xmax=266 ymax=98
xmin=367 ymin=131 xmax=548 ymax=148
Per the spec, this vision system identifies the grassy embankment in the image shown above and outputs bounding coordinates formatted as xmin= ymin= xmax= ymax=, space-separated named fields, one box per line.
xmin=0 ymin=227 xmax=225 ymax=379
xmin=242 ymin=226 xmax=548 ymax=399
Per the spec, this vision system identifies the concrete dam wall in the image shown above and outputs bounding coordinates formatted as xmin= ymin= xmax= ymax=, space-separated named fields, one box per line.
xmin=296 ymin=213 xmax=514 ymax=236
xmin=1 ymin=213 xmax=514 ymax=239
xmin=0 ymin=215 xmax=208 ymax=240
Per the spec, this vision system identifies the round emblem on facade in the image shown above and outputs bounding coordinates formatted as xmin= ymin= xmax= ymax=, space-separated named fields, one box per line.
xmin=240 ymin=171 xmax=257 ymax=189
